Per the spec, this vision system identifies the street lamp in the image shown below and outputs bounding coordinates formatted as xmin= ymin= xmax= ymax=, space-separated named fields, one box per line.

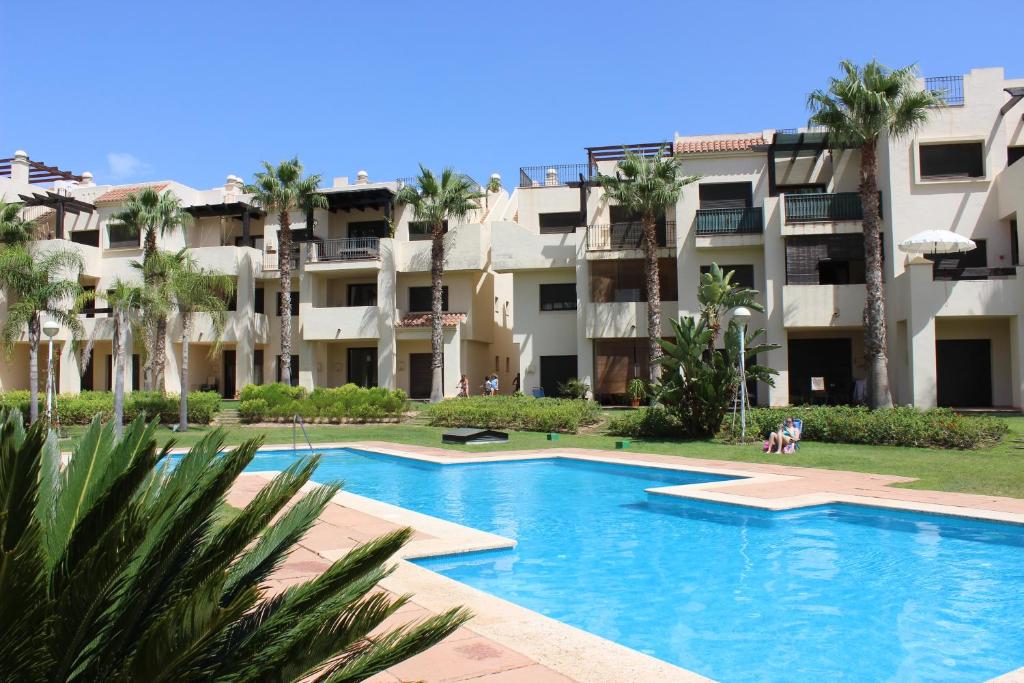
xmin=732 ymin=307 xmax=752 ymax=442
xmin=42 ymin=318 xmax=60 ymax=427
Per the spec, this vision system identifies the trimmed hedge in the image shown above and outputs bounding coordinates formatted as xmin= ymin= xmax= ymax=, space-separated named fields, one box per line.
xmin=425 ymin=395 xmax=602 ymax=433
xmin=606 ymin=407 xmax=681 ymax=439
xmin=0 ymin=390 xmax=222 ymax=425
xmin=720 ymin=406 xmax=1008 ymax=450
xmin=238 ymin=383 xmax=407 ymax=423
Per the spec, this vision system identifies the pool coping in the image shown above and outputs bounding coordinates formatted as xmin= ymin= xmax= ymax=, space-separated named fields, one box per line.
xmin=240 ymin=441 xmax=1024 ymax=682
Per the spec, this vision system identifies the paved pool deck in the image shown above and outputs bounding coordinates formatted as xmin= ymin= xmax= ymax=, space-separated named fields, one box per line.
xmin=229 ymin=442 xmax=1024 ymax=683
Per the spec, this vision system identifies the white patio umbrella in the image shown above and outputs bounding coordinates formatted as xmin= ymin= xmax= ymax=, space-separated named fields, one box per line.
xmin=898 ymin=229 xmax=976 ymax=255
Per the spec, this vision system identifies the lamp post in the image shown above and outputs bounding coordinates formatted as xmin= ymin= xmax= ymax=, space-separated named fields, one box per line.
xmin=42 ymin=318 xmax=60 ymax=427
xmin=732 ymin=307 xmax=752 ymax=442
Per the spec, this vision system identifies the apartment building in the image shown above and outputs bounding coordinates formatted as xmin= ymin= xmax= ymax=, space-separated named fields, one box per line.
xmin=499 ymin=66 xmax=1024 ymax=409
xmin=2 ymin=65 xmax=1022 ymax=408
xmin=0 ymin=162 xmax=516 ymax=400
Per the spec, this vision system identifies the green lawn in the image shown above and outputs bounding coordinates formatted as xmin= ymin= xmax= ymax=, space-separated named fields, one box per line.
xmin=59 ymin=416 xmax=1024 ymax=499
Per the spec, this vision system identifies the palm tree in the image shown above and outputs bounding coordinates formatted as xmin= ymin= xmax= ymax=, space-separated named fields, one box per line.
xmin=105 ymin=279 xmax=145 ymax=436
xmin=808 ymin=60 xmax=943 ymax=409
xmin=245 ymin=158 xmax=327 ymax=387
xmin=596 ymin=148 xmax=698 ymax=381
xmin=0 ymin=246 xmax=85 ymax=421
xmin=698 ymin=263 xmax=764 ymax=354
xmin=0 ymin=414 xmax=470 ymax=682
xmin=160 ymin=249 xmax=234 ymax=430
xmin=0 ymin=200 xmax=37 ymax=245
xmin=108 ymin=187 xmax=192 ymax=391
xmin=396 ymin=166 xmax=482 ymax=402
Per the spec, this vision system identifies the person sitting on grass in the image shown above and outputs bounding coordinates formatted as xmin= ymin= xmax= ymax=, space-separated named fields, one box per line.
xmin=765 ymin=417 xmax=801 ymax=454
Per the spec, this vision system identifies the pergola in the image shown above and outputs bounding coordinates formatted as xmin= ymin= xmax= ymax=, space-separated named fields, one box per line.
xmin=17 ymin=191 xmax=96 ymax=240
xmin=184 ymin=201 xmax=265 ymax=247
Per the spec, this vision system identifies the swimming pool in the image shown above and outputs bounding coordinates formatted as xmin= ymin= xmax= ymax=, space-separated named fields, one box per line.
xmin=248 ymin=448 xmax=1024 ymax=682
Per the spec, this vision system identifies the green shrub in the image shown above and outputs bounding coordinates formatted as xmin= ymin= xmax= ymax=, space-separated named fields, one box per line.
xmin=719 ymin=405 xmax=1008 ymax=450
xmin=557 ymin=378 xmax=590 ymax=400
xmin=606 ymin=407 xmax=682 ymax=438
xmin=0 ymin=391 xmax=221 ymax=425
xmin=425 ymin=395 xmax=601 ymax=433
xmin=237 ymin=382 xmax=406 ymax=423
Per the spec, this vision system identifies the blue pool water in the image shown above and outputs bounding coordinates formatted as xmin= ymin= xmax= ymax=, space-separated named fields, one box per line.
xmin=248 ymin=448 xmax=1024 ymax=682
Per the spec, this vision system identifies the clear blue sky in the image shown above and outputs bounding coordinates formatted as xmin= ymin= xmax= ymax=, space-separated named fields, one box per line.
xmin=3 ymin=0 xmax=1021 ymax=190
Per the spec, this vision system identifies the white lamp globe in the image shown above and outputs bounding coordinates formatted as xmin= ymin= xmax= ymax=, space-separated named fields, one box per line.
xmin=42 ymin=319 xmax=60 ymax=338
xmin=732 ymin=307 xmax=752 ymax=325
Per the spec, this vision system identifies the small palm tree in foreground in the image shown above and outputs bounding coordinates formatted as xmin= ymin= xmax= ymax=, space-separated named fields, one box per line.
xmin=0 ymin=199 xmax=38 ymax=245
xmin=596 ymin=148 xmax=697 ymax=382
xmin=109 ymin=187 xmax=192 ymax=391
xmin=0 ymin=245 xmax=86 ymax=421
xmin=396 ymin=166 xmax=481 ymax=402
xmin=105 ymin=278 xmax=146 ymax=436
xmin=246 ymin=158 xmax=327 ymax=387
xmin=808 ymin=60 xmax=942 ymax=408
xmin=0 ymin=413 xmax=470 ymax=682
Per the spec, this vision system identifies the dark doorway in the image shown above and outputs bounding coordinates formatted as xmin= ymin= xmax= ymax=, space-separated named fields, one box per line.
xmin=937 ymin=339 xmax=992 ymax=407
xmin=253 ymin=349 xmax=264 ymax=385
xmin=540 ymin=355 xmax=578 ymax=397
xmin=788 ymin=338 xmax=853 ymax=404
xmin=347 ymin=347 xmax=378 ymax=387
xmin=223 ymin=350 xmax=236 ymax=398
xmin=132 ymin=354 xmax=140 ymax=392
xmin=81 ymin=355 xmax=94 ymax=391
xmin=409 ymin=353 xmax=434 ymax=399
xmin=105 ymin=354 xmax=112 ymax=391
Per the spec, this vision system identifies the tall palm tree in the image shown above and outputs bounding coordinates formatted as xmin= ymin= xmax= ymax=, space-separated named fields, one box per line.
xmin=108 ymin=187 xmax=192 ymax=391
xmin=105 ymin=278 xmax=145 ymax=436
xmin=0 ymin=200 xmax=37 ymax=245
xmin=808 ymin=60 xmax=943 ymax=409
xmin=245 ymin=158 xmax=327 ymax=387
xmin=0 ymin=246 xmax=85 ymax=421
xmin=160 ymin=249 xmax=234 ymax=430
xmin=396 ymin=166 xmax=482 ymax=402
xmin=596 ymin=148 xmax=698 ymax=381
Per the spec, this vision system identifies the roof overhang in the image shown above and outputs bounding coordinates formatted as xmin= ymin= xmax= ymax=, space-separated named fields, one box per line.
xmin=184 ymin=201 xmax=264 ymax=219
xmin=319 ymin=186 xmax=396 ymax=212
xmin=18 ymin=190 xmax=95 ymax=214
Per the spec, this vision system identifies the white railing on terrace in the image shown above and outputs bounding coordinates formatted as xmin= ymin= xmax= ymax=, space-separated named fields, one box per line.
xmin=307 ymin=237 xmax=381 ymax=263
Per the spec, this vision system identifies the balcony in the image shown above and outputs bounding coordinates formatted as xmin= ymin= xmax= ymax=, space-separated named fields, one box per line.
xmin=585 ymin=301 xmax=678 ymax=338
xmin=519 ymin=164 xmax=592 ymax=188
xmin=307 ymin=237 xmax=381 ymax=263
xmin=695 ymin=207 xmax=763 ymax=235
xmin=586 ymin=222 xmax=676 ymax=251
xmin=261 ymin=248 xmax=299 ymax=272
xmin=784 ymin=192 xmax=876 ymax=224
xmin=932 ymin=266 xmax=1017 ymax=282
xmin=302 ymin=306 xmax=380 ymax=340
xmin=924 ymin=75 xmax=964 ymax=106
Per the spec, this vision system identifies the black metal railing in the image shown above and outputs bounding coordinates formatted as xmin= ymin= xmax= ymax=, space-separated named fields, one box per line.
xmin=519 ymin=163 xmax=593 ymax=188
xmin=784 ymin=192 xmax=880 ymax=223
xmin=932 ymin=266 xmax=1016 ymax=281
xmin=695 ymin=207 xmax=764 ymax=235
xmin=307 ymin=237 xmax=381 ymax=263
xmin=80 ymin=307 xmax=113 ymax=319
xmin=925 ymin=75 xmax=965 ymax=106
xmin=587 ymin=222 xmax=676 ymax=251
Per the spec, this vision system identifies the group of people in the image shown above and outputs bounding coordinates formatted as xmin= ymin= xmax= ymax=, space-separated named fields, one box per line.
xmin=456 ymin=372 xmax=522 ymax=397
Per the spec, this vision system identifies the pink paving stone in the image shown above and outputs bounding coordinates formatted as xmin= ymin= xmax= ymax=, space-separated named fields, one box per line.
xmin=467 ymin=664 xmax=577 ymax=682
xmin=387 ymin=636 xmax=536 ymax=683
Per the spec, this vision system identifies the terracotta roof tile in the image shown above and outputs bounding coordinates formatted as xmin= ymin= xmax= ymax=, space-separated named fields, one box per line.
xmin=95 ymin=182 xmax=170 ymax=203
xmin=396 ymin=312 xmax=467 ymax=328
xmin=674 ymin=136 xmax=766 ymax=154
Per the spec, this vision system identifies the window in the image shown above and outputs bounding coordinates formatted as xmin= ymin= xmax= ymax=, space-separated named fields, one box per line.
xmin=253 ymin=350 xmax=264 ymax=385
xmin=1012 ymin=221 xmax=1020 ymax=267
xmin=408 ymin=220 xmax=448 ymax=241
xmin=590 ymin=259 xmax=678 ymax=302
xmin=254 ymin=287 xmax=265 ymax=315
xmin=919 ymin=142 xmax=984 ymax=179
xmin=538 ymin=212 xmax=579 ymax=234
xmin=277 ymin=355 xmax=299 ymax=386
xmin=785 ymin=235 xmax=869 ymax=285
xmin=348 ymin=283 xmax=378 ymax=307
xmin=349 ymin=220 xmax=389 ymax=238
xmin=698 ymin=182 xmax=753 ymax=209
xmin=409 ymin=286 xmax=448 ymax=312
xmin=776 ymin=184 xmax=826 ymax=195
xmin=71 ymin=229 xmax=100 ymax=247
xmin=539 ymin=283 xmax=577 ymax=311
xmin=275 ymin=291 xmax=299 ymax=316
xmin=225 ymin=289 xmax=237 ymax=312
xmin=107 ymin=224 xmax=139 ymax=248
xmin=700 ymin=264 xmax=755 ymax=289
xmin=1009 ymin=147 xmax=1024 ymax=167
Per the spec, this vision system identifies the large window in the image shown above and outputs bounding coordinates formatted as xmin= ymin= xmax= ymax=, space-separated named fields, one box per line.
xmin=590 ymin=259 xmax=677 ymax=302
xmin=786 ymin=235 xmax=870 ymax=285
xmin=107 ymin=224 xmax=139 ymax=248
xmin=538 ymin=212 xmax=579 ymax=234
xmin=698 ymin=182 xmax=753 ymax=209
xmin=348 ymin=220 xmax=389 ymax=238
xmin=347 ymin=283 xmax=378 ymax=307
xmin=275 ymin=291 xmax=299 ymax=316
xmin=919 ymin=142 xmax=984 ymax=179
xmin=700 ymin=264 xmax=755 ymax=289
xmin=254 ymin=287 xmax=265 ymax=315
xmin=539 ymin=283 xmax=577 ymax=311
xmin=408 ymin=220 xmax=448 ymax=241
xmin=409 ymin=286 xmax=448 ymax=312
xmin=927 ymin=239 xmax=987 ymax=280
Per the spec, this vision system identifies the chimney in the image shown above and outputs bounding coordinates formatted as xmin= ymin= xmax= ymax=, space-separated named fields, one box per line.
xmin=545 ymin=168 xmax=558 ymax=186
xmin=11 ymin=150 xmax=29 ymax=184
xmin=224 ymin=174 xmax=244 ymax=195
xmin=355 ymin=170 xmax=369 ymax=185
xmin=80 ymin=171 xmax=95 ymax=187
xmin=489 ymin=172 xmax=501 ymax=191
xmin=333 ymin=176 xmax=349 ymax=188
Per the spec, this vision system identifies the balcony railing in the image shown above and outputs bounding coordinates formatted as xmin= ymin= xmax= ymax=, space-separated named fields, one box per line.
xmin=519 ymin=163 xmax=593 ymax=188
xmin=307 ymin=237 xmax=381 ymax=263
xmin=262 ymin=249 xmax=299 ymax=271
xmin=925 ymin=75 xmax=965 ymax=106
xmin=587 ymin=222 xmax=676 ymax=251
xmin=784 ymin=192 xmax=879 ymax=223
xmin=932 ymin=266 xmax=1017 ymax=281
xmin=695 ymin=207 xmax=764 ymax=235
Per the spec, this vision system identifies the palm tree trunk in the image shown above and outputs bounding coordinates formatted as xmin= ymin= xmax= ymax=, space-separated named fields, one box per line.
xmin=153 ymin=316 xmax=168 ymax=391
xmin=643 ymin=217 xmax=662 ymax=382
xmin=429 ymin=222 xmax=445 ymax=403
xmin=114 ymin=311 xmax=127 ymax=437
xmin=142 ymin=322 xmax=155 ymax=391
xmin=142 ymin=227 xmax=157 ymax=391
xmin=28 ymin=315 xmax=40 ymax=422
xmin=278 ymin=211 xmax=293 ymax=386
xmin=860 ymin=142 xmax=893 ymax=409
xmin=179 ymin=315 xmax=190 ymax=431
